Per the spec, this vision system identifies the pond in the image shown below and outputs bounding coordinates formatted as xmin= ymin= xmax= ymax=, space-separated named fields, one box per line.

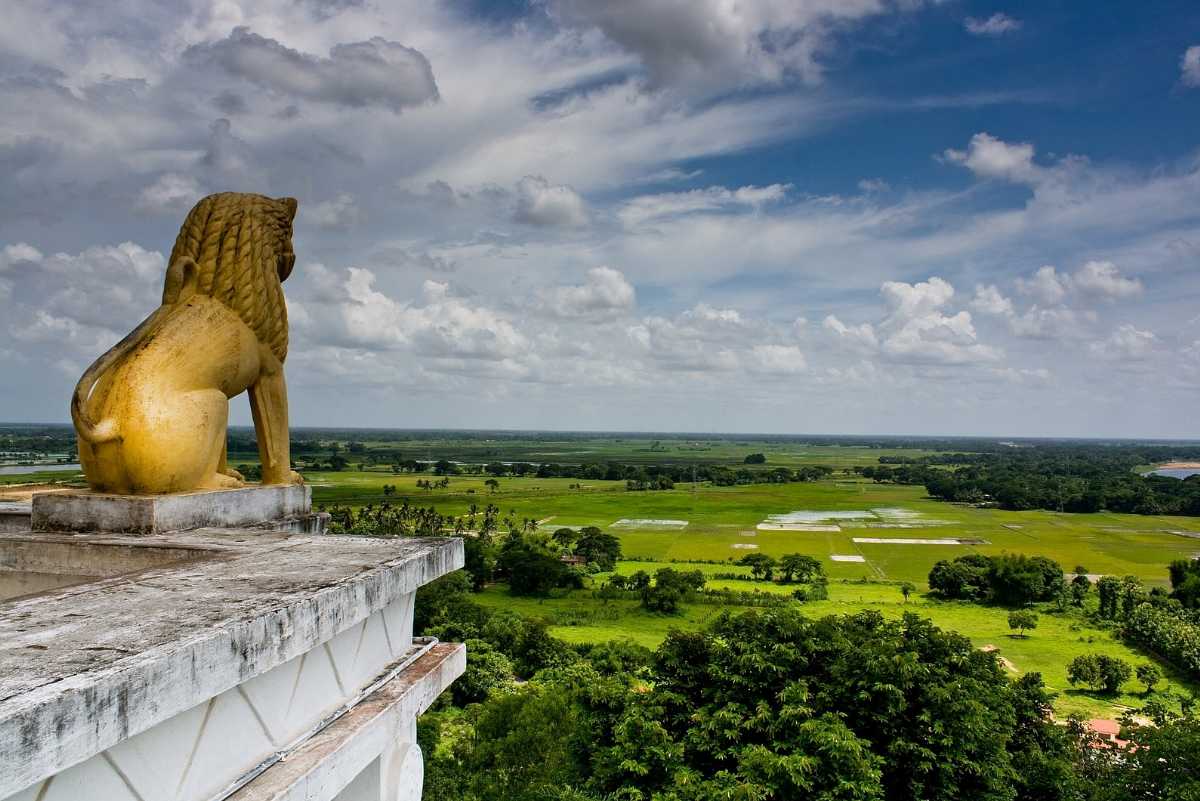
xmin=1146 ymin=468 xmax=1200 ymax=479
xmin=0 ymin=463 xmax=81 ymax=475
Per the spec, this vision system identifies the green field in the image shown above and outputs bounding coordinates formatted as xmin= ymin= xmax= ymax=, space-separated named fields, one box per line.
xmin=474 ymin=580 xmax=1197 ymax=719
xmin=0 ymin=468 xmax=82 ymax=487
xmin=309 ymin=469 xmax=1200 ymax=585
xmin=271 ymin=438 xmax=948 ymax=470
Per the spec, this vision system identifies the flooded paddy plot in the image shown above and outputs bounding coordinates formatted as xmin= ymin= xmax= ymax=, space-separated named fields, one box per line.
xmin=610 ymin=518 xmax=689 ymax=529
xmin=758 ymin=507 xmax=950 ymax=532
xmin=852 ymin=537 xmax=989 ymax=545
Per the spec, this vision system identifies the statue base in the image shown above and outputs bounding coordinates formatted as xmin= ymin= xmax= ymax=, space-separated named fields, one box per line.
xmin=31 ymin=484 xmax=320 ymax=535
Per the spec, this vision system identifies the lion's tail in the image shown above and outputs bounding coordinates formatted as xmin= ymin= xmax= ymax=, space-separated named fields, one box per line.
xmin=71 ymin=306 xmax=168 ymax=444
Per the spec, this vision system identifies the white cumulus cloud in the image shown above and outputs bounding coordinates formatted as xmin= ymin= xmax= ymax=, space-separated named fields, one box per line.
xmin=970 ymin=284 xmax=1015 ymax=316
xmin=1072 ymin=260 xmax=1143 ymax=300
xmin=514 ymin=176 xmax=588 ymax=228
xmin=540 ymin=266 xmax=636 ymax=317
xmin=944 ymin=132 xmax=1038 ymax=182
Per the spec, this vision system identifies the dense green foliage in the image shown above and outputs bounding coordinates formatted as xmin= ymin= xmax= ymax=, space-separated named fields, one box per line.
xmin=418 ymin=570 xmax=1200 ymax=801
xmin=1067 ymin=654 xmax=1132 ymax=694
xmin=1124 ymin=603 xmax=1200 ymax=680
xmin=928 ymin=554 xmax=1064 ymax=605
xmin=916 ymin=446 xmax=1200 ymax=515
xmin=424 ymin=605 xmax=1083 ymax=801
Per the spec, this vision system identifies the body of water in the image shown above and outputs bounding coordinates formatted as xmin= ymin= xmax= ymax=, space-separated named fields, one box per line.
xmin=1147 ymin=468 xmax=1200 ymax=479
xmin=0 ymin=463 xmax=81 ymax=475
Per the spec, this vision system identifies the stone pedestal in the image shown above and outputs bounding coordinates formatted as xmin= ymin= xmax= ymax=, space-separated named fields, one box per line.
xmin=31 ymin=484 xmax=314 ymax=535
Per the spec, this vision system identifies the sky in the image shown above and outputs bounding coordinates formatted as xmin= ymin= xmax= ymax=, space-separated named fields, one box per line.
xmin=1 ymin=0 xmax=1199 ymax=438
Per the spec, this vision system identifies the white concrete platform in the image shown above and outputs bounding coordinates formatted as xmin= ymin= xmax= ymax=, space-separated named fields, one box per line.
xmin=31 ymin=484 xmax=313 ymax=535
xmin=0 ymin=529 xmax=463 ymax=801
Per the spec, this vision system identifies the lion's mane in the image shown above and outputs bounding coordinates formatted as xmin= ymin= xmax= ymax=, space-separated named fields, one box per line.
xmin=166 ymin=192 xmax=296 ymax=362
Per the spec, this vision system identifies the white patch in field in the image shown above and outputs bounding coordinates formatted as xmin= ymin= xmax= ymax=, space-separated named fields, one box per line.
xmin=610 ymin=518 xmax=689 ymax=529
xmin=853 ymin=537 xmax=988 ymax=545
xmin=767 ymin=510 xmax=873 ymax=523
xmin=756 ymin=523 xmax=841 ymax=532
xmin=731 ymin=543 xmax=759 ymax=549
xmin=830 ymin=554 xmax=866 ymax=562
xmin=759 ymin=508 xmax=946 ymax=530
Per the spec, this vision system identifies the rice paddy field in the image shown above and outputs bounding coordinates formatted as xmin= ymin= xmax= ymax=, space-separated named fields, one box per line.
xmin=305 ymin=456 xmax=1200 ymax=718
xmin=305 ymin=468 xmax=1200 ymax=585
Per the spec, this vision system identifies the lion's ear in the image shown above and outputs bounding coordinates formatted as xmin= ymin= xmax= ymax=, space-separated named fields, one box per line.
xmin=279 ymin=197 xmax=298 ymax=221
xmin=162 ymin=256 xmax=199 ymax=305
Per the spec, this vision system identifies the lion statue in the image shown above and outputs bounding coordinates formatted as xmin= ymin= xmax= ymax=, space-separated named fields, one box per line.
xmin=72 ymin=192 xmax=304 ymax=494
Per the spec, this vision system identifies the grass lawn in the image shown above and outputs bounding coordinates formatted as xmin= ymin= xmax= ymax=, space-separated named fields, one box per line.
xmin=0 ymin=468 xmax=83 ymax=487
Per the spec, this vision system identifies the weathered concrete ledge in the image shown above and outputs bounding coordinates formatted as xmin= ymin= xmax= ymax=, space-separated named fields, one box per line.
xmin=0 ymin=530 xmax=463 ymax=798
xmin=0 ymin=503 xmax=31 ymax=534
xmin=31 ymin=484 xmax=313 ymax=535
xmin=230 ymin=642 xmax=466 ymax=801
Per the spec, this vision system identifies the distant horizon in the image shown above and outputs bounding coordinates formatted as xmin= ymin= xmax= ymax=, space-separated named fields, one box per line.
xmin=4 ymin=420 xmax=1199 ymax=445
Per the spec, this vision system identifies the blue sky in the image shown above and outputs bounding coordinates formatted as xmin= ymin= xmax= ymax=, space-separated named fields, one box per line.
xmin=1 ymin=0 xmax=1198 ymax=436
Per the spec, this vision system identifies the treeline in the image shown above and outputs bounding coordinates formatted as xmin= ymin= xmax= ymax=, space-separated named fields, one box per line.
xmin=482 ymin=460 xmax=834 ymax=486
xmin=858 ymin=444 xmax=1200 ymax=516
xmin=1096 ymin=559 xmax=1200 ymax=682
xmin=928 ymin=553 xmax=1065 ymax=605
xmin=417 ymin=585 xmax=1200 ymax=801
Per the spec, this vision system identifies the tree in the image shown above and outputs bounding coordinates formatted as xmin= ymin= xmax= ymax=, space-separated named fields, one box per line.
xmin=1097 ymin=576 xmax=1122 ymax=618
xmin=928 ymin=554 xmax=992 ymax=599
xmin=1136 ymin=663 xmax=1161 ymax=694
xmin=1169 ymin=557 xmax=1200 ymax=609
xmin=1101 ymin=710 xmax=1200 ymax=800
xmin=989 ymin=553 xmax=1064 ymax=605
xmin=1007 ymin=609 xmax=1038 ymax=637
xmin=639 ymin=568 xmax=704 ymax=613
xmin=743 ymin=452 xmax=767 ymax=464
xmin=574 ymin=527 xmax=621 ymax=570
xmin=551 ymin=527 xmax=577 ymax=549
xmin=498 ymin=538 xmax=577 ymax=596
xmin=453 ymin=639 xmax=514 ymax=705
xmin=738 ymin=552 xmax=777 ymax=581
xmin=1070 ymin=573 xmax=1091 ymax=606
xmin=1067 ymin=654 xmax=1131 ymax=694
xmin=779 ymin=553 xmax=822 ymax=584
xmin=485 ymin=478 xmax=500 ymax=493
xmin=626 ymin=570 xmax=651 ymax=591
xmin=900 ymin=582 xmax=916 ymax=603
xmin=593 ymin=608 xmax=1067 ymax=801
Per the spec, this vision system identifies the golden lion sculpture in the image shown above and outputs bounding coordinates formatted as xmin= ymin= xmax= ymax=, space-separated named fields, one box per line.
xmin=72 ymin=192 xmax=303 ymax=494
